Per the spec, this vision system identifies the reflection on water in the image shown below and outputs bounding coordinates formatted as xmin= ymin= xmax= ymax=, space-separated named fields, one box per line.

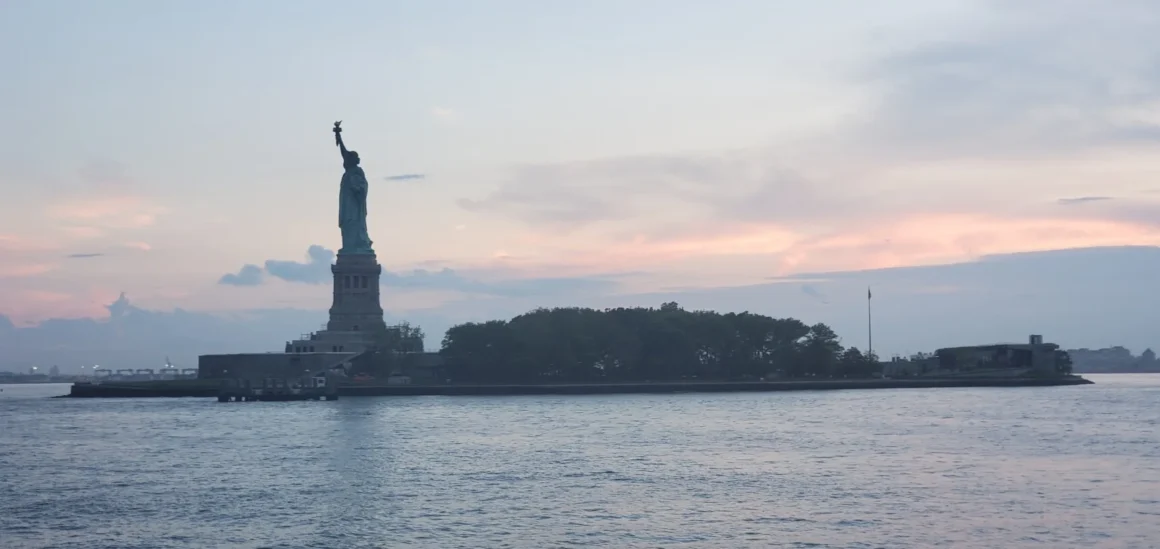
xmin=1 ymin=375 xmax=1158 ymax=548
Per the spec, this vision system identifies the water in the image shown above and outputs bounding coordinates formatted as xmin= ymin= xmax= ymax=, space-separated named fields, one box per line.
xmin=2 ymin=375 xmax=1158 ymax=548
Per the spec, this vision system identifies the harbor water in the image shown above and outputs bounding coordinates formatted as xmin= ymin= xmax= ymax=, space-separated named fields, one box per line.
xmin=2 ymin=375 xmax=1158 ymax=548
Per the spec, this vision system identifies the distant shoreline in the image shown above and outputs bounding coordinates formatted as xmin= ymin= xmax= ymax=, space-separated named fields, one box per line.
xmin=1073 ymin=370 xmax=1160 ymax=374
xmin=0 ymin=380 xmax=76 ymax=385
xmin=60 ymin=376 xmax=1093 ymax=398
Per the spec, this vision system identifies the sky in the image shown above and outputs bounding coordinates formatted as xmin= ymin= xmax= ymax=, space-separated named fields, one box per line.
xmin=3 ymin=0 xmax=1160 ymax=371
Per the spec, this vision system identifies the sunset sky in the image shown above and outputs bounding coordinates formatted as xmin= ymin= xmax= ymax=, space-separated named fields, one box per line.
xmin=3 ymin=1 xmax=1160 ymax=367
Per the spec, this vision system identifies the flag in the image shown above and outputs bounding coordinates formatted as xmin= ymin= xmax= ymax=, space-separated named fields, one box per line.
xmin=867 ymin=287 xmax=872 ymax=300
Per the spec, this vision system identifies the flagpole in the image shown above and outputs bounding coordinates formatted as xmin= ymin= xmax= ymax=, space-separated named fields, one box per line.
xmin=867 ymin=286 xmax=873 ymax=362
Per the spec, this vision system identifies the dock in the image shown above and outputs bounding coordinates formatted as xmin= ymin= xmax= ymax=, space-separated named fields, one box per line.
xmin=216 ymin=376 xmax=338 ymax=402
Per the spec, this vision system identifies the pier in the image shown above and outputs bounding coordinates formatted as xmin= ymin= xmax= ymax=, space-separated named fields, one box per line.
xmin=216 ymin=375 xmax=338 ymax=402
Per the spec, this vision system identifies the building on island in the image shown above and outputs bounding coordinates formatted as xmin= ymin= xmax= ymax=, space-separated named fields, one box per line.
xmin=883 ymin=334 xmax=1071 ymax=378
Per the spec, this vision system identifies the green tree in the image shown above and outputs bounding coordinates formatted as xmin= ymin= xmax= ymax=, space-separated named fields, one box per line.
xmin=440 ymin=320 xmax=521 ymax=382
xmin=438 ymin=305 xmax=852 ymax=383
xmin=839 ymin=347 xmax=865 ymax=378
xmin=798 ymin=323 xmax=843 ymax=377
xmin=379 ymin=321 xmax=426 ymax=353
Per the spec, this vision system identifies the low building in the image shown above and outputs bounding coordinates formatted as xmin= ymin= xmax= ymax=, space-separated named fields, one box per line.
xmin=884 ymin=335 xmax=1069 ymax=378
xmin=935 ymin=334 xmax=1064 ymax=376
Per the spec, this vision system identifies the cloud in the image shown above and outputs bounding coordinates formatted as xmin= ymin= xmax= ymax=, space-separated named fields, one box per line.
xmin=800 ymin=284 xmax=829 ymax=305
xmin=784 ymin=245 xmax=1160 ymax=292
xmin=0 ymin=286 xmax=111 ymax=324
xmin=493 ymin=206 xmax=1160 ymax=281
xmin=37 ymin=161 xmax=167 ymax=235
xmin=1058 ymin=196 xmax=1114 ymax=205
xmin=60 ymin=226 xmax=105 ymax=239
xmin=219 ymin=264 xmax=265 ymax=286
xmin=385 ymin=173 xmax=426 ymax=181
xmin=859 ymin=0 xmax=1160 ymax=157
xmin=6 ymin=246 xmax=1160 ymax=372
xmin=0 ymin=234 xmax=58 ymax=253
xmin=263 ymin=245 xmax=334 ymax=284
xmin=48 ymin=195 xmax=166 ymax=230
xmin=0 ymin=264 xmax=54 ymax=278
xmin=0 ymin=236 xmax=59 ymax=279
xmin=771 ymin=214 xmax=1160 ymax=274
xmin=454 ymin=153 xmax=807 ymax=231
xmin=123 ymin=242 xmax=152 ymax=252
xmin=380 ymin=267 xmax=620 ymax=297
xmin=0 ymin=294 xmax=341 ymax=371
xmin=220 ymin=245 xmax=623 ymax=297
xmin=455 ymin=136 xmax=1160 ymax=273
xmin=452 ymin=3 xmax=1160 ymax=276
xmin=431 ymin=107 xmax=457 ymax=123
xmin=0 ymin=292 xmax=464 ymax=371
xmin=66 ymin=253 xmax=104 ymax=259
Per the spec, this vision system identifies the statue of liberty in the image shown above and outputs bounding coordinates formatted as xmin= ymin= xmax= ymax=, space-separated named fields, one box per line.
xmin=333 ymin=121 xmax=374 ymax=255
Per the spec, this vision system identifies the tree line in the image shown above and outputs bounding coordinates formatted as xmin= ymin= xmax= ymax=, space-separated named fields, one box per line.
xmin=439 ymin=302 xmax=878 ymax=383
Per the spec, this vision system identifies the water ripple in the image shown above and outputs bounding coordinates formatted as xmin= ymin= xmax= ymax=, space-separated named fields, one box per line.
xmin=1 ymin=375 xmax=1158 ymax=548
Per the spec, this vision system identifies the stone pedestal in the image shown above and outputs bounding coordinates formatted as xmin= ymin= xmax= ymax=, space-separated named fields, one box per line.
xmin=327 ymin=252 xmax=388 ymax=335
xmin=284 ymin=252 xmax=395 ymax=356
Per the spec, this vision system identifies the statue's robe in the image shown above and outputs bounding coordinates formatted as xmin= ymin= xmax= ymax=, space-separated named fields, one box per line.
xmin=338 ymin=164 xmax=373 ymax=254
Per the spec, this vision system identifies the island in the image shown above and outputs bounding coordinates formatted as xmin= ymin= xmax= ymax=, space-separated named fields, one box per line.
xmin=64 ymin=302 xmax=1091 ymax=398
xmin=58 ymin=124 xmax=1089 ymax=399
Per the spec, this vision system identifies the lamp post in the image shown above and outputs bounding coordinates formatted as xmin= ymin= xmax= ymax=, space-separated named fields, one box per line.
xmin=867 ymin=287 xmax=873 ymax=363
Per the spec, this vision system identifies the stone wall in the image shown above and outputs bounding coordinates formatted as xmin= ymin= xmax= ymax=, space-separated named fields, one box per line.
xmin=198 ymin=352 xmax=356 ymax=381
xmin=346 ymin=350 xmax=445 ymax=382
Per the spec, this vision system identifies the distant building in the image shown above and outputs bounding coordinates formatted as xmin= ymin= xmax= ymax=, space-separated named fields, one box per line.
xmin=1067 ymin=346 xmax=1160 ymax=373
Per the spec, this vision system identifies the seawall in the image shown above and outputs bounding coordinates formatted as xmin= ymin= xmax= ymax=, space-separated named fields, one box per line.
xmin=63 ymin=376 xmax=1093 ymax=398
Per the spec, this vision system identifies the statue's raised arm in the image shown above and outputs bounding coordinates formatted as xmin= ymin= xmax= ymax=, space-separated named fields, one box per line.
xmin=333 ymin=121 xmax=356 ymax=165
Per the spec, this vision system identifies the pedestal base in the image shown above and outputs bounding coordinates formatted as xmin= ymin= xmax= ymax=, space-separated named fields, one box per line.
xmin=327 ymin=252 xmax=387 ymax=335
xmin=284 ymin=252 xmax=393 ymax=355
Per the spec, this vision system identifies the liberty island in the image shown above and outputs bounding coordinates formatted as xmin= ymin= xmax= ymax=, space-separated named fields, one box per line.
xmin=66 ymin=123 xmax=1091 ymax=398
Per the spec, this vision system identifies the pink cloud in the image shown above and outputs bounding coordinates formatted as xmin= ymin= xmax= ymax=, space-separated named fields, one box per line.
xmin=60 ymin=226 xmax=105 ymax=239
xmin=123 ymin=241 xmax=152 ymax=251
xmin=0 ymin=234 xmax=60 ymax=253
xmin=48 ymin=195 xmax=165 ymax=229
xmin=464 ymin=212 xmax=1160 ymax=282
xmin=0 ymin=287 xmax=122 ymax=325
xmin=0 ymin=263 xmax=56 ymax=278
xmin=0 ymin=235 xmax=60 ymax=279
xmin=775 ymin=214 xmax=1160 ymax=274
